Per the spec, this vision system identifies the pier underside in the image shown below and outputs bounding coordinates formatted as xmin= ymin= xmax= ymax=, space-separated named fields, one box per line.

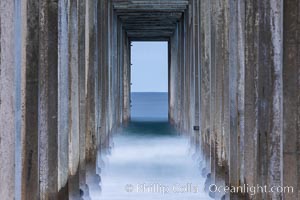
xmin=0 ymin=0 xmax=300 ymax=199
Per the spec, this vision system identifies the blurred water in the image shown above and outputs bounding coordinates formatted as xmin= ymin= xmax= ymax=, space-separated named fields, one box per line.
xmin=92 ymin=92 xmax=210 ymax=200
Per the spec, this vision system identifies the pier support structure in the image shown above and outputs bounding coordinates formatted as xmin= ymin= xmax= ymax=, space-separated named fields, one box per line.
xmin=0 ymin=0 xmax=299 ymax=199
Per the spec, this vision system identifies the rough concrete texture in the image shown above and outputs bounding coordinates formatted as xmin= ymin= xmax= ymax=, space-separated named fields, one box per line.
xmin=58 ymin=0 xmax=69 ymax=192
xmin=0 ymin=0 xmax=299 ymax=199
xmin=68 ymin=0 xmax=80 ymax=177
xmin=0 ymin=1 xmax=16 ymax=199
xmin=78 ymin=0 xmax=87 ymax=194
xmin=21 ymin=0 xmax=40 ymax=199
xmin=283 ymin=0 xmax=300 ymax=200
xmin=85 ymin=0 xmax=97 ymax=164
xmin=170 ymin=0 xmax=297 ymax=200
xmin=38 ymin=0 xmax=59 ymax=199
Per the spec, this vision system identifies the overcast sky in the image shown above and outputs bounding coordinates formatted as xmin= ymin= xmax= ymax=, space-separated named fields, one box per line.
xmin=131 ymin=42 xmax=168 ymax=92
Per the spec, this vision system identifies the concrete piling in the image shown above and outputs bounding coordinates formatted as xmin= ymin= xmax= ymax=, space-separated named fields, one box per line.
xmin=0 ymin=1 xmax=17 ymax=199
xmin=38 ymin=0 xmax=59 ymax=199
xmin=78 ymin=0 xmax=87 ymax=195
xmin=283 ymin=0 xmax=300 ymax=199
xmin=0 ymin=0 xmax=299 ymax=199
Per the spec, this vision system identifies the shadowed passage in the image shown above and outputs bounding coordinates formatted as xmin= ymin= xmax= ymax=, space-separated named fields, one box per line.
xmin=96 ymin=93 xmax=211 ymax=200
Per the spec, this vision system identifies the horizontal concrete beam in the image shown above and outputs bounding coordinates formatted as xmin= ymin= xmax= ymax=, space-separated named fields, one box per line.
xmin=118 ymin=12 xmax=183 ymax=17
xmin=113 ymin=2 xmax=188 ymax=11
xmin=129 ymin=37 xmax=170 ymax=41
xmin=126 ymin=31 xmax=174 ymax=38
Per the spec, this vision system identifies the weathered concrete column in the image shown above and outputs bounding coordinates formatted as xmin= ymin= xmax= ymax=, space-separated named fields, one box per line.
xmin=99 ymin=0 xmax=109 ymax=151
xmin=0 ymin=1 xmax=17 ymax=199
xmin=186 ymin=0 xmax=194 ymax=138
xmin=183 ymin=6 xmax=191 ymax=134
xmin=96 ymin=0 xmax=102 ymax=154
xmin=58 ymin=0 xmax=69 ymax=197
xmin=39 ymin=0 xmax=59 ymax=199
xmin=228 ymin=0 xmax=243 ymax=189
xmin=207 ymin=1 xmax=217 ymax=197
xmin=122 ymin=32 xmax=131 ymax=123
xmin=227 ymin=1 xmax=246 ymax=199
xmin=20 ymin=0 xmax=40 ymax=199
xmin=171 ymin=17 xmax=185 ymax=131
xmin=169 ymin=24 xmax=179 ymax=125
xmin=116 ymin=20 xmax=124 ymax=126
xmin=185 ymin=0 xmax=200 ymax=154
xmin=267 ymin=1 xmax=283 ymax=198
xmin=200 ymin=0 xmax=212 ymax=176
xmin=78 ymin=0 xmax=87 ymax=197
xmin=255 ymin=1 xmax=283 ymax=199
xmin=283 ymin=0 xmax=300 ymax=199
xmin=67 ymin=0 xmax=80 ymax=198
xmin=110 ymin=2 xmax=119 ymax=134
xmin=85 ymin=0 xmax=102 ymax=197
xmin=243 ymin=0 xmax=260 ymax=197
xmin=192 ymin=0 xmax=201 ymax=154
xmin=68 ymin=0 xmax=80 ymax=177
xmin=211 ymin=1 xmax=229 ymax=199
xmin=85 ymin=0 xmax=97 ymax=163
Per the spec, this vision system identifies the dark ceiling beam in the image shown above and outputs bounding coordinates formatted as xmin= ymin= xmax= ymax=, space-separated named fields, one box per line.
xmin=123 ymin=26 xmax=176 ymax=30
xmin=112 ymin=0 xmax=188 ymax=40
xmin=129 ymin=37 xmax=170 ymax=41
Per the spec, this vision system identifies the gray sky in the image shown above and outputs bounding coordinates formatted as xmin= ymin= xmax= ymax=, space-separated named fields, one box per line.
xmin=131 ymin=41 xmax=168 ymax=92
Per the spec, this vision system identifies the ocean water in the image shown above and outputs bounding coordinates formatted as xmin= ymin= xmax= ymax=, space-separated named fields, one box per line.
xmin=92 ymin=92 xmax=210 ymax=200
xmin=130 ymin=92 xmax=169 ymax=121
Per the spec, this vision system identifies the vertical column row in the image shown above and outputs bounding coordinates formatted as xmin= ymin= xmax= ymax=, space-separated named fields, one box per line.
xmin=170 ymin=0 xmax=290 ymax=199
xmin=0 ymin=0 xmax=131 ymax=199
